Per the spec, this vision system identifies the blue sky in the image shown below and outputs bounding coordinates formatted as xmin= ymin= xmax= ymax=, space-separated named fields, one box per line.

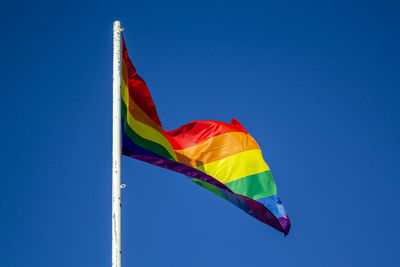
xmin=1 ymin=0 xmax=399 ymax=266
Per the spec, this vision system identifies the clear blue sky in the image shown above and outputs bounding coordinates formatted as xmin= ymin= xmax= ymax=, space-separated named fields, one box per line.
xmin=1 ymin=0 xmax=399 ymax=266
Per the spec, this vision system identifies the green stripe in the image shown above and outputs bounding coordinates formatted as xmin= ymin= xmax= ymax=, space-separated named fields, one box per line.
xmin=122 ymin=101 xmax=175 ymax=161
xmin=224 ymin=170 xmax=277 ymax=200
xmin=191 ymin=178 xmax=226 ymax=200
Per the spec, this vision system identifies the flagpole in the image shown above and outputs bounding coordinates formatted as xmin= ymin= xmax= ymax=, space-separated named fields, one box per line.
xmin=112 ymin=20 xmax=122 ymax=267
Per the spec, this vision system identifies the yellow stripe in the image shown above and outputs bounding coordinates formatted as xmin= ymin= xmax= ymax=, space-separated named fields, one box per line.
xmin=121 ymin=74 xmax=177 ymax=161
xmin=121 ymin=77 xmax=130 ymax=108
xmin=196 ymin=149 xmax=269 ymax=184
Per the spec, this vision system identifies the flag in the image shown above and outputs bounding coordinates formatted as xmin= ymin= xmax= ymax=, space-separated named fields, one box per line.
xmin=120 ymin=35 xmax=290 ymax=235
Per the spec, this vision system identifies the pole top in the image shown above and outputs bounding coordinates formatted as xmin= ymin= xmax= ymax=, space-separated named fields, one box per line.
xmin=113 ymin=21 xmax=121 ymax=31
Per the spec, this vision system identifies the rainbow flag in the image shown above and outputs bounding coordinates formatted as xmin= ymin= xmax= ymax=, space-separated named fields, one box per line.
xmin=121 ymin=35 xmax=290 ymax=235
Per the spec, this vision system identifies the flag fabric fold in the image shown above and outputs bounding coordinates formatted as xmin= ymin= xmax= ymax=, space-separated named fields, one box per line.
xmin=121 ymin=35 xmax=290 ymax=235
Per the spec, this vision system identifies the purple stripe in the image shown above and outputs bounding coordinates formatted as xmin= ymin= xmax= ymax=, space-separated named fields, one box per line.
xmin=278 ymin=216 xmax=291 ymax=235
xmin=130 ymin=155 xmax=234 ymax=192
xmin=126 ymin=154 xmax=289 ymax=235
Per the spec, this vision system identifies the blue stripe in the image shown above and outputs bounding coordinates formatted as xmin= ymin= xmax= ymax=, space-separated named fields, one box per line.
xmin=256 ymin=194 xmax=287 ymax=218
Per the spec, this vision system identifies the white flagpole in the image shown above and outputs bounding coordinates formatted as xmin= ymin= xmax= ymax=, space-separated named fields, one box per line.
xmin=112 ymin=20 xmax=122 ymax=267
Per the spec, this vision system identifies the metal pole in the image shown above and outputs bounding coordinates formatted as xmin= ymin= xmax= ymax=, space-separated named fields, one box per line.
xmin=112 ymin=20 xmax=122 ymax=267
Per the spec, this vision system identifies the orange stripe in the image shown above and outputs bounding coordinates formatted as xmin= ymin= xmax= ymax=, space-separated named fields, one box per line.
xmin=174 ymin=132 xmax=260 ymax=167
xmin=129 ymin=93 xmax=163 ymax=133
xmin=121 ymin=39 xmax=162 ymax=126
xmin=122 ymin=61 xmax=163 ymax=133
xmin=122 ymin=56 xmax=128 ymax=83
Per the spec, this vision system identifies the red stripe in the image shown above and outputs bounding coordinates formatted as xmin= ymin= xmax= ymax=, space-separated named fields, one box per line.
xmin=164 ymin=118 xmax=248 ymax=150
xmin=122 ymin=36 xmax=162 ymax=127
